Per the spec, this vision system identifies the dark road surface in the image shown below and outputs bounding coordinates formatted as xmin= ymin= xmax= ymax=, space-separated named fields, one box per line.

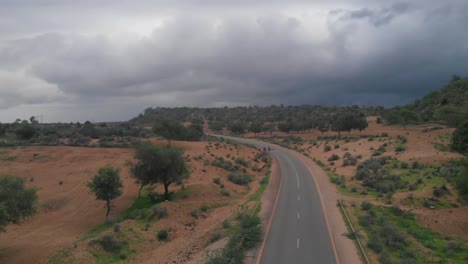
xmin=217 ymin=135 xmax=337 ymax=264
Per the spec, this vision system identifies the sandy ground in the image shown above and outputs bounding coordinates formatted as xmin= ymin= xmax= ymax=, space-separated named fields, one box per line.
xmin=0 ymin=140 xmax=268 ymax=264
xmin=0 ymin=146 xmax=137 ymax=264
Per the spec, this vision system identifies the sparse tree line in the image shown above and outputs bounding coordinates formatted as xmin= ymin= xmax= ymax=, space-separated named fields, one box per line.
xmin=0 ymin=117 xmax=204 ymax=148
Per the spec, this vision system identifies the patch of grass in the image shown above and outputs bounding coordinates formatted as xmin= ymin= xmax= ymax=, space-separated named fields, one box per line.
xmin=434 ymin=142 xmax=451 ymax=152
xmin=0 ymin=156 xmax=17 ymax=161
xmin=357 ymin=204 xmax=468 ymax=263
xmin=249 ymin=171 xmax=270 ymax=202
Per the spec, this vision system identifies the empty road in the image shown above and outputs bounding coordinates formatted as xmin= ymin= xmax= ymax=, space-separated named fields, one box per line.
xmin=218 ymin=135 xmax=337 ymax=264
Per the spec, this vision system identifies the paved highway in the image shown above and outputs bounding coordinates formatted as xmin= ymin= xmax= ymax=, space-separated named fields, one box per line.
xmin=218 ymin=135 xmax=337 ymax=264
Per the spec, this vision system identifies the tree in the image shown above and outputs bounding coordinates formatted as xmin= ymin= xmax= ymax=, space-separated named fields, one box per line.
xmin=132 ymin=143 xmax=188 ymax=200
xmin=87 ymin=166 xmax=123 ymax=217
xmin=153 ymin=120 xmax=185 ymax=147
xmin=185 ymin=123 xmax=204 ymax=141
xmin=455 ymin=161 xmax=468 ymax=203
xmin=0 ymin=175 xmax=38 ymax=231
xmin=228 ymin=121 xmax=246 ymax=134
xmin=0 ymin=123 xmax=6 ymax=136
xmin=15 ymin=123 xmax=36 ymax=139
xmin=452 ymin=121 xmax=468 ymax=155
xmin=277 ymin=121 xmax=292 ymax=133
xmin=29 ymin=116 xmax=38 ymax=124
xmin=434 ymin=105 xmax=466 ymax=127
xmin=249 ymin=121 xmax=263 ymax=136
xmin=399 ymin=109 xmax=420 ymax=129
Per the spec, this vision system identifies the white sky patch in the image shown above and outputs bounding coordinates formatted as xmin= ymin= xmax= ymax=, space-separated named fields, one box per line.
xmin=0 ymin=70 xmax=64 ymax=109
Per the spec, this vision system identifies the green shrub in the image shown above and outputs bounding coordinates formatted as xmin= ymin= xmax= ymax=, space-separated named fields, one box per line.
xmin=222 ymin=219 xmax=231 ymax=229
xmin=209 ymin=230 xmax=222 ymax=243
xmin=395 ymin=145 xmax=406 ymax=152
xmin=200 ymin=204 xmax=209 ymax=212
xmin=360 ymin=201 xmax=372 ymax=211
xmin=235 ymin=157 xmax=249 ymax=167
xmin=220 ymin=188 xmax=230 ymax=196
xmin=151 ymin=205 xmax=168 ymax=219
xmin=368 ymin=234 xmax=383 ymax=253
xmin=191 ymin=209 xmax=200 ymax=218
xmin=328 ymin=154 xmax=340 ymax=161
xmin=94 ymin=234 xmax=121 ymax=252
xmin=324 ymin=145 xmax=331 ymax=152
xmin=157 ymin=229 xmax=169 ymax=241
xmin=213 ymin=177 xmax=221 ymax=185
xmin=228 ymin=172 xmax=253 ymax=186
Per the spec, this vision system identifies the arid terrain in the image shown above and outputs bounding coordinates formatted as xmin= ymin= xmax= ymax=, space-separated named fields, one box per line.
xmin=244 ymin=116 xmax=468 ymax=263
xmin=0 ymin=139 xmax=269 ymax=264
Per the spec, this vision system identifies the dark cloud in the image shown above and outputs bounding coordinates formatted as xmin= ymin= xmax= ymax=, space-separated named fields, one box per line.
xmin=331 ymin=2 xmax=410 ymax=27
xmin=0 ymin=1 xmax=467 ymax=122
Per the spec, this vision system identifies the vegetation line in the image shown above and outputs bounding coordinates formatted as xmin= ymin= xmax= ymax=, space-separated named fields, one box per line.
xmin=338 ymin=199 xmax=370 ymax=264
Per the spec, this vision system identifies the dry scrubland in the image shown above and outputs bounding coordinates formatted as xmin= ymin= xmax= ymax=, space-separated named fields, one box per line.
xmin=247 ymin=117 xmax=468 ymax=263
xmin=0 ymin=139 xmax=269 ymax=264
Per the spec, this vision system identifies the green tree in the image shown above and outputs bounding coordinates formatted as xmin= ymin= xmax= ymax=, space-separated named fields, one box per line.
xmin=153 ymin=120 xmax=185 ymax=147
xmin=249 ymin=121 xmax=263 ymax=136
xmin=15 ymin=123 xmax=36 ymax=139
xmin=0 ymin=175 xmax=38 ymax=231
xmin=87 ymin=166 xmax=123 ymax=217
xmin=452 ymin=121 xmax=468 ymax=155
xmin=0 ymin=123 xmax=6 ymax=136
xmin=277 ymin=121 xmax=292 ymax=133
xmin=185 ymin=123 xmax=204 ymax=141
xmin=434 ymin=105 xmax=465 ymax=127
xmin=455 ymin=161 xmax=468 ymax=203
xmin=399 ymin=109 xmax=420 ymax=128
xmin=228 ymin=121 xmax=246 ymax=134
xmin=132 ymin=143 xmax=188 ymax=200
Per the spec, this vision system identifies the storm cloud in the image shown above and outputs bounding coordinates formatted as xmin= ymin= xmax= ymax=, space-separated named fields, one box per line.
xmin=0 ymin=0 xmax=467 ymax=122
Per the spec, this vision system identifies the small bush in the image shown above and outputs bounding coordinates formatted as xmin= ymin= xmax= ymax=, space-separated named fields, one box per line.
xmin=228 ymin=173 xmax=253 ymax=186
xmin=368 ymin=234 xmax=383 ymax=253
xmin=210 ymin=230 xmax=222 ymax=243
xmin=157 ymin=229 xmax=169 ymax=241
xmin=191 ymin=209 xmax=201 ymax=218
xmin=235 ymin=157 xmax=249 ymax=167
xmin=328 ymin=154 xmax=340 ymax=162
xmin=222 ymin=219 xmax=231 ymax=229
xmin=359 ymin=212 xmax=376 ymax=227
xmin=213 ymin=177 xmax=221 ymax=185
xmin=151 ymin=205 xmax=168 ymax=219
xmin=324 ymin=145 xmax=332 ymax=152
xmin=113 ymin=223 xmax=121 ymax=233
xmin=200 ymin=204 xmax=209 ymax=212
xmin=94 ymin=234 xmax=121 ymax=252
xmin=360 ymin=201 xmax=372 ymax=211
xmin=220 ymin=188 xmax=230 ymax=196
xmin=395 ymin=145 xmax=406 ymax=152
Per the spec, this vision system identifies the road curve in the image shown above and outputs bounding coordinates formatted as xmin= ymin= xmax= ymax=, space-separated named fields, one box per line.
xmin=217 ymin=135 xmax=337 ymax=264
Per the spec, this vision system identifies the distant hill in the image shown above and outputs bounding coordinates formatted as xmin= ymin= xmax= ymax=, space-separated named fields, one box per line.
xmin=383 ymin=76 xmax=468 ymax=127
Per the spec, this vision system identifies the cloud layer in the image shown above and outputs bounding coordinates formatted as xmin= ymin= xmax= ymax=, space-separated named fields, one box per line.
xmin=0 ymin=1 xmax=467 ymax=122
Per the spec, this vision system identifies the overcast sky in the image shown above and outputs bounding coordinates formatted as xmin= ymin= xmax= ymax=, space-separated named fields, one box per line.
xmin=0 ymin=0 xmax=467 ymax=122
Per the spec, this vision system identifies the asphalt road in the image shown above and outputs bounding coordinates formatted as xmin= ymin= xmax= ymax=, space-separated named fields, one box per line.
xmin=217 ymin=135 xmax=337 ymax=264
